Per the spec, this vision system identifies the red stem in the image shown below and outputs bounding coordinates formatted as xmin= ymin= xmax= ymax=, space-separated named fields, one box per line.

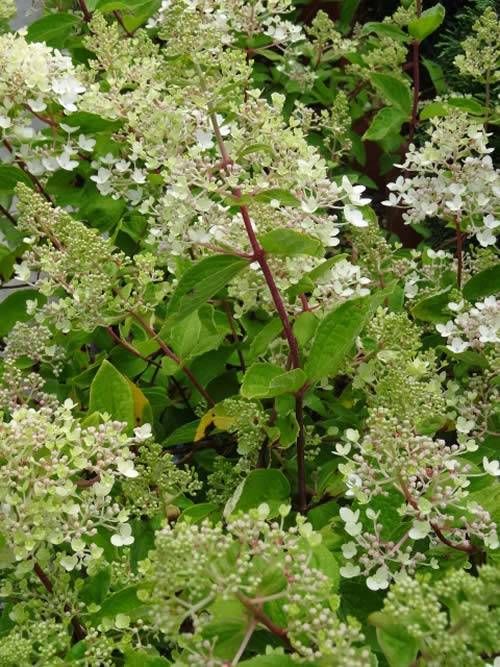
xmin=208 ymin=109 xmax=307 ymax=512
xmin=408 ymin=0 xmax=422 ymax=142
xmin=78 ymin=0 xmax=92 ymax=22
xmin=34 ymin=562 xmax=87 ymax=640
xmin=130 ymin=311 xmax=215 ymax=406
xmin=236 ymin=592 xmax=292 ymax=649
xmin=113 ymin=10 xmax=134 ymax=37
xmin=455 ymin=217 xmax=463 ymax=288
xmin=399 ymin=478 xmax=480 ymax=554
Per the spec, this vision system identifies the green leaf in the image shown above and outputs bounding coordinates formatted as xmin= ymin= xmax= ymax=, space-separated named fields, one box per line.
xmin=448 ymin=97 xmax=487 ymax=115
xmin=0 ymin=166 xmax=32 ymax=195
xmin=419 ymin=101 xmax=449 ymax=120
xmin=241 ymin=363 xmax=306 ymax=398
xmin=237 ymin=143 xmax=274 ymax=158
xmin=338 ymin=0 xmax=360 ymax=33
xmin=293 ymin=311 xmax=319 ymax=347
xmin=422 ymin=58 xmax=447 ymax=94
xmin=253 ymin=188 xmax=300 ymax=207
xmin=463 ymin=265 xmax=500 ymax=302
xmin=310 ymin=543 xmax=340 ymax=590
xmin=363 ymin=107 xmax=407 ymax=142
xmin=179 ymin=503 xmax=222 ymax=525
xmin=63 ymin=112 xmax=123 ymax=133
xmin=95 ymin=0 xmax=155 ymax=12
xmin=0 ymin=289 xmax=45 ymax=338
xmin=239 ymin=657 xmax=297 ymax=667
xmin=224 ymin=469 xmax=290 ymax=518
xmin=79 ymin=567 xmax=111 ymax=606
xmin=305 ymin=296 xmax=374 ymax=382
xmin=408 ymin=3 xmax=445 ymax=42
xmin=370 ymin=73 xmax=412 ymax=115
xmin=164 ymin=420 xmax=198 ymax=446
xmin=26 ymin=13 xmax=79 ymax=47
xmin=88 ymin=360 xmax=135 ymax=429
xmin=164 ymin=255 xmax=248 ymax=325
xmin=259 ymin=229 xmax=323 ymax=257
xmin=166 ymin=308 xmax=226 ymax=362
xmin=411 ymin=288 xmax=452 ymax=323
xmin=375 ymin=625 xmax=419 ymax=667
xmin=362 ymin=22 xmax=409 ymax=42
xmin=248 ymin=318 xmax=283 ymax=362
xmin=88 ymin=585 xmax=145 ymax=624
xmin=420 ymin=96 xmax=486 ymax=120
xmin=124 ymin=649 xmax=170 ymax=667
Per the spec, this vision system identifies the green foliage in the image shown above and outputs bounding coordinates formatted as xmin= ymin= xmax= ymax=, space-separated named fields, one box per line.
xmin=0 ymin=1 xmax=498 ymax=665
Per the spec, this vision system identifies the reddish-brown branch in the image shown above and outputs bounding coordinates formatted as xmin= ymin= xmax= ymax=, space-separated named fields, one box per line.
xmin=454 ymin=217 xmax=463 ymax=288
xmin=106 ymin=325 xmax=161 ymax=369
xmin=0 ymin=202 xmax=16 ymax=224
xmin=208 ymin=108 xmax=306 ymax=512
xmin=130 ymin=311 xmax=215 ymax=406
xmin=78 ymin=0 xmax=92 ymax=22
xmin=113 ymin=10 xmax=134 ymax=37
xmin=408 ymin=0 xmax=422 ymax=142
xmin=236 ymin=592 xmax=292 ymax=650
xmin=399 ymin=478 xmax=480 ymax=555
xmin=34 ymin=562 xmax=87 ymax=641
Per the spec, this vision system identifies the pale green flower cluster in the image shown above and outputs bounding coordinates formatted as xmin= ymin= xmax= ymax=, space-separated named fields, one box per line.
xmin=454 ymin=7 xmax=500 ymax=84
xmin=373 ymin=566 xmax=500 ymax=665
xmin=0 ymin=401 xmax=142 ymax=567
xmin=0 ymin=0 xmax=15 ymax=22
xmin=139 ymin=506 xmax=371 ymax=665
xmin=15 ymin=185 xmax=168 ymax=332
xmin=336 ymin=308 xmax=498 ymax=588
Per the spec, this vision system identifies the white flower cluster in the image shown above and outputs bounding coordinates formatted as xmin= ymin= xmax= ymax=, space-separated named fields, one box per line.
xmin=228 ymin=255 xmax=370 ymax=317
xmin=23 ymin=123 xmax=95 ymax=176
xmin=0 ymin=30 xmax=85 ymax=116
xmin=383 ymin=114 xmax=500 ymax=247
xmin=437 ymin=296 xmax=499 ymax=353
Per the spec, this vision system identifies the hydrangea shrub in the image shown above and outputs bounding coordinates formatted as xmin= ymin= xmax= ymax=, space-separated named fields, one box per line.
xmin=0 ymin=0 xmax=498 ymax=665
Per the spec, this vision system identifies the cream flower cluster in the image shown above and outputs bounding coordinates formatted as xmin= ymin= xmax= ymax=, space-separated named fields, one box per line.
xmin=0 ymin=402 xmax=144 ymax=567
xmin=437 ymin=296 xmax=500 ymax=353
xmin=383 ymin=114 xmax=500 ymax=247
xmin=0 ymin=30 xmax=85 ymax=116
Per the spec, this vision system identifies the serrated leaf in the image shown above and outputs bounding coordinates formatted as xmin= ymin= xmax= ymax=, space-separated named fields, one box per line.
xmin=362 ymin=22 xmax=409 ymax=42
xmin=370 ymin=73 xmax=412 ymax=115
xmin=88 ymin=360 xmax=135 ymax=429
xmin=224 ymin=469 xmax=290 ymax=518
xmin=0 ymin=165 xmax=33 ymax=195
xmin=88 ymin=585 xmax=145 ymax=624
xmin=408 ymin=3 xmax=445 ymax=42
xmin=259 ymin=229 xmax=323 ymax=257
xmin=26 ymin=13 xmax=79 ymax=47
xmin=411 ymin=288 xmax=452 ymax=323
xmin=0 ymin=289 xmax=46 ymax=338
xmin=374 ymin=625 xmax=419 ymax=667
xmin=463 ymin=265 xmax=500 ymax=302
xmin=363 ymin=107 xmax=407 ymax=141
xmin=241 ymin=363 xmax=306 ymax=398
xmin=253 ymin=188 xmax=300 ymax=207
xmin=163 ymin=255 xmax=248 ymax=326
xmin=422 ymin=58 xmax=447 ymax=94
xmin=305 ymin=296 xmax=374 ymax=382
xmin=248 ymin=318 xmax=283 ymax=362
